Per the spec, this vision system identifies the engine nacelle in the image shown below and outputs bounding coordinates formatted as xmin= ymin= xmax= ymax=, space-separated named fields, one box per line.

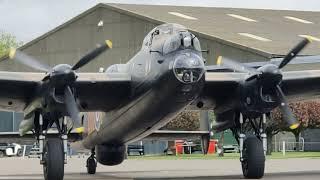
xmin=238 ymin=80 xmax=278 ymax=118
xmin=95 ymin=144 xmax=125 ymax=166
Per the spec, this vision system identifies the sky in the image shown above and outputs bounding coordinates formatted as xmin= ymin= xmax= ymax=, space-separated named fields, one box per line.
xmin=1 ymin=0 xmax=320 ymax=43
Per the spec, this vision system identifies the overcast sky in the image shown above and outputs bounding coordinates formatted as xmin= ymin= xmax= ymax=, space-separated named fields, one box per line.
xmin=1 ymin=0 xmax=320 ymax=43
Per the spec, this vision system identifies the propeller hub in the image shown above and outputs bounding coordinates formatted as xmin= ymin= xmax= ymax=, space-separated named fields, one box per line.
xmin=257 ymin=64 xmax=282 ymax=85
xmin=50 ymin=64 xmax=77 ymax=85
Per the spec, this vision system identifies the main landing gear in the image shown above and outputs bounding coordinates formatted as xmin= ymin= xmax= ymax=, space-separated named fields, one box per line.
xmin=233 ymin=113 xmax=267 ymax=179
xmin=37 ymin=115 xmax=69 ymax=180
xmin=87 ymin=148 xmax=97 ymax=174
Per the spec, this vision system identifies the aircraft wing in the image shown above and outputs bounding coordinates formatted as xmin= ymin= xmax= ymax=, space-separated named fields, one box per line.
xmin=0 ymin=72 xmax=42 ymax=111
xmin=74 ymin=72 xmax=131 ymax=111
xmin=0 ymin=71 xmax=131 ymax=112
xmin=206 ymin=55 xmax=320 ymax=72
xmin=280 ymin=70 xmax=320 ymax=101
xmin=199 ymin=70 xmax=320 ymax=110
xmin=0 ymin=130 xmax=82 ymax=143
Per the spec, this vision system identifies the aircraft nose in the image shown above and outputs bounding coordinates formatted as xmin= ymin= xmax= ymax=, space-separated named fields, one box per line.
xmin=173 ymin=53 xmax=205 ymax=83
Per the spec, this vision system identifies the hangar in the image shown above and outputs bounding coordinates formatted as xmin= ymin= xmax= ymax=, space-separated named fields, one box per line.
xmin=0 ymin=3 xmax=320 ymax=134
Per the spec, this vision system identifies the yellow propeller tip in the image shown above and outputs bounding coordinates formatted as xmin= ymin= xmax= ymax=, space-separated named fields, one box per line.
xmin=105 ymin=40 xmax=112 ymax=49
xmin=216 ymin=56 xmax=222 ymax=65
xmin=303 ymin=35 xmax=313 ymax=43
xmin=9 ymin=48 xmax=16 ymax=59
xmin=74 ymin=127 xmax=85 ymax=133
xmin=289 ymin=123 xmax=300 ymax=130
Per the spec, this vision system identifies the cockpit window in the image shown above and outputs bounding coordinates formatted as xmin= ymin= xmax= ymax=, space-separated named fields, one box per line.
xmin=142 ymin=23 xmax=202 ymax=55
xmin=162 ymin=34 xmax=181 ymax=55
xmin=162 ymin=32 xmax=202 ymax=55
xmin=143 ymin=23 xmax=187 ymax=48
xmin=192 ymin=36 xmax=201 ymax=52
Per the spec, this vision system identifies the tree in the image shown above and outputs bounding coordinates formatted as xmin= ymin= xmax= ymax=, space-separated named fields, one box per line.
xmin=271 ymin=101 xmax=320 ymax=152
xmin=163 ymin=111 xmax=200 ymax=130
xmin=0 ymin=31 xmax=22 ymax=58
xmin=265 ymin=112 xmax=285 ymax=155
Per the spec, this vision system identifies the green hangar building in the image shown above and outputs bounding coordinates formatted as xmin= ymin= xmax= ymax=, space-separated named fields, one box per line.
xmin=0 ymin=3 xmax=319 ymax=142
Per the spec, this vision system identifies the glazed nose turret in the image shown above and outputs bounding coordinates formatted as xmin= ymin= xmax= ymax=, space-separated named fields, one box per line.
xmin=173 ymin=52 xmax=205 ymax=83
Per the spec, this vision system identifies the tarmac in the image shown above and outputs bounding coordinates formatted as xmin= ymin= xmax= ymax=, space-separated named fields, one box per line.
xmin=0 ymin=157 xmax=320 ymax=180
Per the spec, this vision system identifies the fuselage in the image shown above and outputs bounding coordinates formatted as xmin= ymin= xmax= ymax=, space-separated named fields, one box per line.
xmin=82 ymin=24 xmax=206 ymax=148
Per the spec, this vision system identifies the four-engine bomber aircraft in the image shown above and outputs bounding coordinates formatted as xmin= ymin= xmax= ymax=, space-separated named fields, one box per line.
xmin=1 ymin=23 xmax=320 ymax=180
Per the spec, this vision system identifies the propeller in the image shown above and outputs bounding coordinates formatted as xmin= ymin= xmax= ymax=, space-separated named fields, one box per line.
xmin=276 ymin=85 xmax=300 ymax=130
xmin=64 ymin=86 xmax=82 ymax=131
xmin=72 ymin=40 xmax=112 ymax=70
xmin=278 ymin=38 xmax=311 ymax=69
xmin=9 ymin=40 xmax=112 ymax=72
xmin=9 ymin=40 xmax=113 ymax=131
xmin=216 ymin=38 xmax=312 ymax=129
xmin=9 ymin=48 xmax=51 ymax=72
xmin=216 ymin=56 xmax=258 ymax=74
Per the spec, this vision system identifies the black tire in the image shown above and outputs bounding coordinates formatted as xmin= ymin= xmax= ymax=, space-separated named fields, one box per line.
xmin=43 ymin=138 xmax=64 ymax=180
xmin=241 ymin=136 xmax=265 ymax=179
xmin=0 ymin=151 xmax=4 ymax=158
xmin=86 ymin=156 xmax=97 ymax=174
xmin=17 ymin=149 xmax=23 ymax=157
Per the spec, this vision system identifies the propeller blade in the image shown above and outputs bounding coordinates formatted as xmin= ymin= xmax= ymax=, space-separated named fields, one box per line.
xmin=64 ymin=86 xmax=83 ymax=132
xmin=72 ymin=40 xmax=112 ymax=70
xmin=278 ymin=38 xmax=312 ymax=69
xmin=216 ymin=56 xmax=258 ymax=74
xmin=276 ymin=85 xmax=300 ymax=130
xmin=9 ymin=48 xmax=51 ymax=72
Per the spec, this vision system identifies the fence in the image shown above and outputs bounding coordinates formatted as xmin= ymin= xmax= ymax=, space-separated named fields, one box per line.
xmin=274 ymin=137 xmax=320 ymax=152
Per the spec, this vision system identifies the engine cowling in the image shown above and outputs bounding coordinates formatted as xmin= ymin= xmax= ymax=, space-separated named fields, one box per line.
xmin=238 ymin=79 xmax=278 ymax=118
xmin=95 ymin=144 xmax=125 ymax=166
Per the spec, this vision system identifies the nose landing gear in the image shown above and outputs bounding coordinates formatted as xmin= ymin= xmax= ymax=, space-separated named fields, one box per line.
xmin=234 ymin=113 xmax=267 ymax=179
xmin=37 ymin=115 xmax=69 ymax=180
xmin=241 ymin=136 xmax=265 ymax=179
xmin=43 ymin=139 xmax=64 ymax=180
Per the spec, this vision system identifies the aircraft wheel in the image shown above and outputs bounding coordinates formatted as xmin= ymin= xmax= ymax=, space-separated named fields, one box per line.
xmin=241 ymin=136 xmax=265 ymax=179
xmin=17 ymin=149 xmax=23 ymax=157
xmin=86 ymin=156 xmax=97 ymax=174
xmin=0 ymin=151 xmax=4 ymax=158
xmin=43 ymin=138 xmax=64 ymax=180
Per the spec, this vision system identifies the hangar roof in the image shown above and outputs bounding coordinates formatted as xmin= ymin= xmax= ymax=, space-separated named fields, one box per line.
xmin=106 ymin=3 xmax=320 ymax=58
xmin=9 ymin=3 xmax=320 ymax=60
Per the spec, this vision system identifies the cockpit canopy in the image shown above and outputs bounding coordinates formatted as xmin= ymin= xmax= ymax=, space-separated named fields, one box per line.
xmin=142 ymin=23 xmax=201 ymax=55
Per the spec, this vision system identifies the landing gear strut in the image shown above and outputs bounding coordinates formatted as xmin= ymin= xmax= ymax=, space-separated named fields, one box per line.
xmin=236 ymin=113 xmax=267 ymax=179
xmin=87 ymin=148 xmax=97 ymax=174
xmin=37 ymin=115 xmax=69 ymax=180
